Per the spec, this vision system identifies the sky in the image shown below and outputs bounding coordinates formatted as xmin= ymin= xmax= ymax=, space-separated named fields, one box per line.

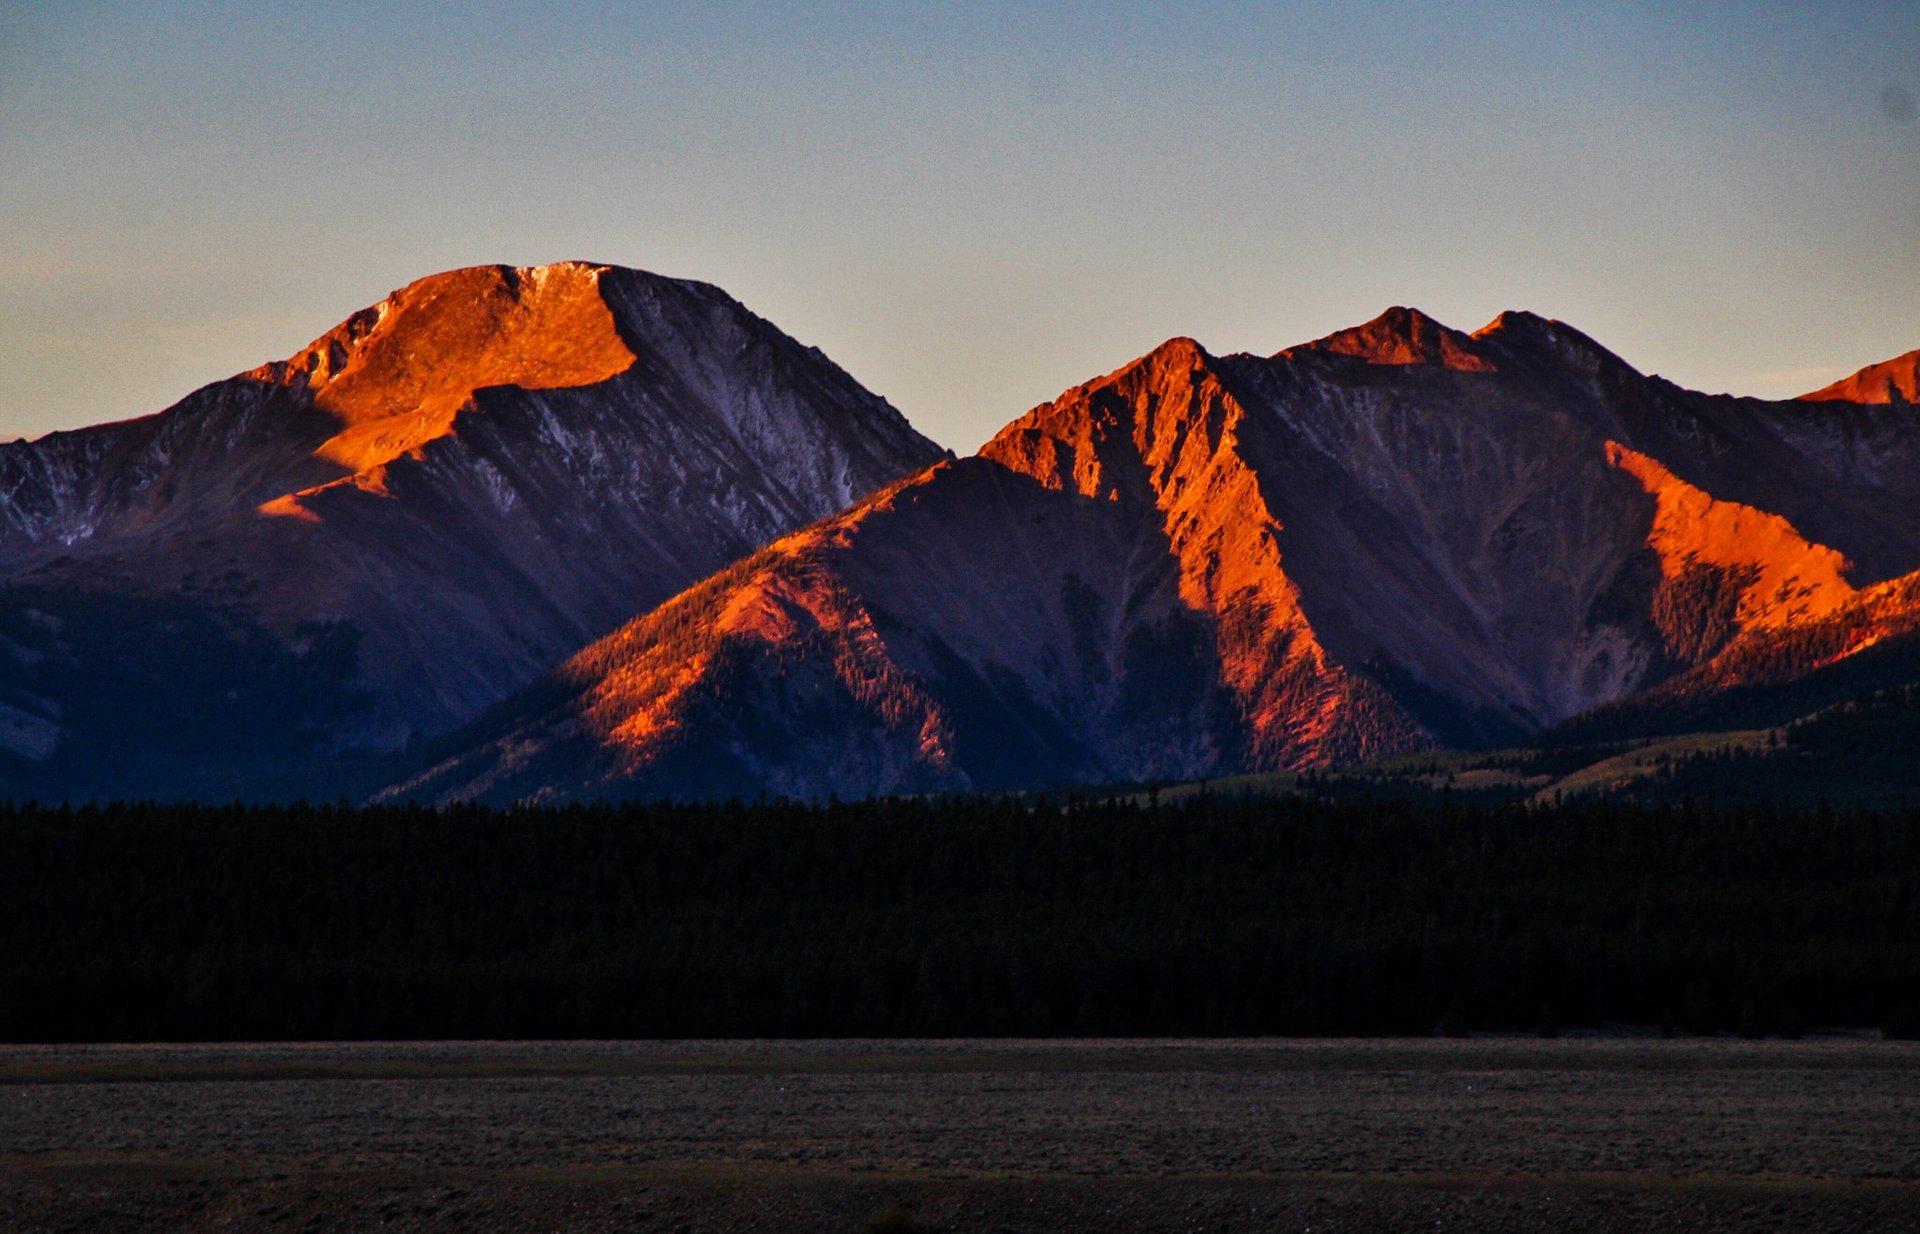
xmin=1 ymin=2 xmax=1916 ymax=452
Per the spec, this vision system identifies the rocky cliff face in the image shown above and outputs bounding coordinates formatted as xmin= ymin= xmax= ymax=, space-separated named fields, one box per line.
xmin=390 ymin=310 xmax=1920 ymax=803
xmin=0 ymin=263 xmax=940 ymax=795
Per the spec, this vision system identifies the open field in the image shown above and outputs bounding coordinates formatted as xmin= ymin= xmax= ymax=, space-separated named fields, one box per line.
xmin=4 ymin=1038 xmax=1920 ymax=1231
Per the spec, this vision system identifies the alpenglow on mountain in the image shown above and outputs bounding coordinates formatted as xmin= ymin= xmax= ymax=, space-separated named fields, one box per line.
xmin=390 ymin=308 xmax=1920 ymax=804
xmin=0 ymin=262 xmax=942 ymax=799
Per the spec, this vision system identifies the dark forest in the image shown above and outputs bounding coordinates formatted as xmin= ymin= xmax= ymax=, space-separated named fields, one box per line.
xmin=4 ymin=792 xmax=1917 ymax=1042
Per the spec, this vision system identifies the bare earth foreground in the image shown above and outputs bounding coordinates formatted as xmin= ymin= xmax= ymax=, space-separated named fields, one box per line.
xmin=4 ymin=1039 xmax=1919 ymax=1232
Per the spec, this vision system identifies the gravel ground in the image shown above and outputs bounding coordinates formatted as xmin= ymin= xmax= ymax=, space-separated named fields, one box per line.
xmin=3 ymin=1038 xmax=1918 ymax=1232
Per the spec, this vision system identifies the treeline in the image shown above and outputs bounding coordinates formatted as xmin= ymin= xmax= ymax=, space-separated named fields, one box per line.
xmin=2 ymin=792 xmax=1917 ymax=1042
xmin=1581 ymin=686 xmax=1920 ymax=809
xmin=1556 ymin=611 xmax=1920 ymax=746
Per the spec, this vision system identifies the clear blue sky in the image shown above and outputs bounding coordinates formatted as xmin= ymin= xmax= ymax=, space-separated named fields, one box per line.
xmin=2 ymin=1 xmax=1916 ymax=450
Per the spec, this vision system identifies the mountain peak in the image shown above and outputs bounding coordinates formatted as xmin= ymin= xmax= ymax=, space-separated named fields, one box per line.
xmin=1802 ymin=349 xmax=1920 ymax=405
xmin=252 ymin=262 xmax=637 ymax=471
xmin=1473 ymin=308 xmax=1550 ymax=337
xmin=0 ymin=258 xmax=942 ymax=786
xmin=1297 ymin=306 xmax=1494 ymax=372
xmin=1142 ymin=335 xmax=1210 ymax=366
xmin=1471 ymin=309 xmax=1636 ymax=380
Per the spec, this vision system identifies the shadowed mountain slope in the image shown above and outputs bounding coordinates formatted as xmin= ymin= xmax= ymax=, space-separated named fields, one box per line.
xmin=0 ymin=263 xmax=940 ymax=798
xmin=391 ymin=310 xmax=1920 ymax=804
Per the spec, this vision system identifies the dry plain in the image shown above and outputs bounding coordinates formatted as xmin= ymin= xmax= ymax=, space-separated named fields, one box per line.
xmin=3 ymin=1038 xmax=1918 ymax=1232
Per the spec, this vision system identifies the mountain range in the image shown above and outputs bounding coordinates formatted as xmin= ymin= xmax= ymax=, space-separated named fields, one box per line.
xmin=4 ymin=262 xmax=1917 ymax=804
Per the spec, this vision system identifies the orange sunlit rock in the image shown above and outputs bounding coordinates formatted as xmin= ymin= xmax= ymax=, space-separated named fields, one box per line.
xmin=253 ymin=262 xmax=635 ymax=473
xmin=257 ymin=493 xmax=322 ymax=524
xmin=564 ymin=508 xmax=960 ymax=783
xmin=1605 ymin=441 xmax=1856 ymax=633
xmin=981 ymin=336 xmax=1415 ymax=769
xmin=1296 ymin=306 xmax=1495 ymax=372
xmin=1801 ymin=350 xmax=1920 ymax=405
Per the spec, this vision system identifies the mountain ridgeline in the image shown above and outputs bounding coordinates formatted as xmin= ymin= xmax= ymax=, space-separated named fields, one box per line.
xmin=2 ymin=264 xmax=1917 ymax=804
xmin=392 ymin=306 xmax=1920 ymax=804
xmin=0 ymin=263 xmax=940 ymax=800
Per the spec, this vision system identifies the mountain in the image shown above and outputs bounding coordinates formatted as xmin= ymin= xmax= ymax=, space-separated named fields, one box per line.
xmin=0 ymin=262 xmax=941 ymax=798
xmin=389 ymin=309 xmax=1920 ymax=804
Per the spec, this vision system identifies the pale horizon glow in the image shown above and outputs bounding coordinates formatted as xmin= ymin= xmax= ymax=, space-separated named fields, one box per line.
xmin=2 ymin=2 xmax=1916 ymax=452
